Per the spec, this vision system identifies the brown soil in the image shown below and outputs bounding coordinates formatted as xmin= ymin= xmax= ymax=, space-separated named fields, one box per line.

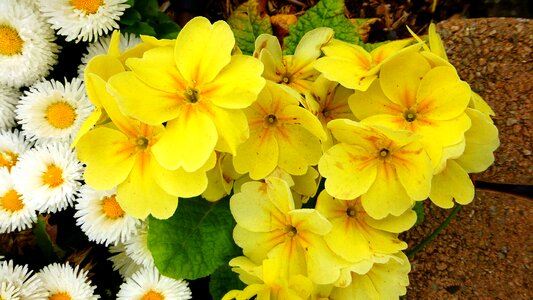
xmin=403 ymin=18 xmax=533 ymax=299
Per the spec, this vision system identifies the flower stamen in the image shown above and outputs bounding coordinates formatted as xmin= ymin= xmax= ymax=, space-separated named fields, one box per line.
xmin=0 ymin=151 xmax=18 ymax=171
xmin=101 ymin=195 xmax=124 ymax=219
xmin=0 ymin=25 xmax=23 ymax=56
xmin=46 ymin=101 xmax=77 ymax=129
xmin=403 ymin=110 xmax=417 ymax=122
xmin=184 ymin=88 xmax=199 ymax=103
xmin=141 ymin=290 xmax=165 ymax=300
xmin=49 ymin=292 xmax=72 ymax=300
xmin=69 ymin=0 xmax=104 ymax=14
xmin=1 ymin=189 xmax=24 ymax=212
xmin=42 ymin=164 xmax=64 ymax=188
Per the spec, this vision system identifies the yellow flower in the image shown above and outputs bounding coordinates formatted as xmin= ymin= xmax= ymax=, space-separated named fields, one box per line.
xmin=429 ymin=108 xmax=499 ymax=208
xmin=230 ymin=177 xmax=347 ymax=285
xmin=330 ymin=252 xmax=410 ymax=299
xmin=349 ymin=51 xmax=472 ymax=170
xmin=314 ymin=38 xmax=418 ymax=91
xmin=223 ymin=257 xmax=313 ymax=300
xmin=303 ymin=75 xmax=355 ymax=150
xmin=201 ymin=152 xmax=243 ymax=202
xmin=233 ymin=82 xmax=326 ymax=180
xmin=318 ymin=120 xmax=433 ymax=219
xmin=108 ymin=17 xmax=265 ymax=172
xmin=254 ymin=27 xmax=334 ymax=95
xmin=76 ymin=71 xmax=215 ymax=219
xmin=315 ymin=191 xmax=413 ymax=263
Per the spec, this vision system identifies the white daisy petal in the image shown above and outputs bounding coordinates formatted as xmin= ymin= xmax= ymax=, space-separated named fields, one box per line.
xmin=123 ymin=223 xmax=155 ymax=269
xmin=0 ymin=0 xmax=60 ymax=88
xmin=117 ymin=266 xmax=192 ymax=300
xmin=0 ymin=85 xmax=20 ymax=130
xmin=16 ymin=77 xmax=93 ymax=144
xmin=0 ymin=129 xmax=33 ymax=172
xmin=0 ymin=260 xmax=49 ymax=299
xmin=108 ymin=243 xmax=143 ymax=279
xmin=0 ymin=169 xmax=38 ymax=233
xmin=38 ymin=263 xmax=98 ymax=300
xmin=0 ymin=281 xmax=20 ymax=300
xmin=39 ymin=0 xmax=130 ymax=43
xmin=75 ymin=185 xmax=142 ymax=246
xmin=11 ymin=141 xmax=83 ymax=213
xmin=78 ymin=32 xmax=141 ymax=78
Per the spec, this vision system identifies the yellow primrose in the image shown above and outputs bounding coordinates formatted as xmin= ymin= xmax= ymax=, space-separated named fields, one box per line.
xmin=254 ymin=27 xmax=334 ymax=95
xmin=349 ymin=51 xmax=472 ymax=171
xmin=223 ymin=257 xmax=313 ymax=300
xmin=329 ymin=252 xmax=410 ymax=299
xmin=233 ymin=82 xmax=326 ymax=180
xmin=202 ymin=152 xmax=243 ymax=202
xmin=318 ymin=120 xmax=433 ymax=219
xmin=108 ymin=17 xmax=265 ymax=172
xmin=430 ymin=108 xmax=499 ymax=208
xmin=303 ymin=75 xmax=355 ymax=151
xmin=76 ymin=72 xmax=214 ymax=219
xmin=230 ymin=177 xmax=347 ymax=285
xmin=315 ymin=191 xmax=413 ymax=263
xmin=314 ymin=37 xmax=418 ymax=91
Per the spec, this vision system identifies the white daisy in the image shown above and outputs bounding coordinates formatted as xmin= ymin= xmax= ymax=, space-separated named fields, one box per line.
xmin=0 ymin=281 xmax=20 ymax=300
xmin=11 ymin=141 xmax=83 ymax=213
xmin=75 ymin=185 xmax=142 ymax=246
xmin=0 ymin=85 xmax=20 ymax=130
xmin=77 ymin=32 xmax=141 ymax=78
xmin=0 ymin=169 xmax=38 ymax=234
xmin=0 ymin=0 xmax=60 ymax=88
xmin=16 ymin=77 xmax=93 ymax=144
xmin=108 ymin=243 xmax=143 ymax=279
xmin=0 ymin=259 xmax=49 ymax=299
xmin=38 ymin=262 xmax=98 ymax=300
xmin=123 ymin=223 xmax=155 ymax=269
xmin=39 ymin=0 xmax=130 ymax=43
xmin=0 ymin=129 xmax=33 ymax=172
xmin=117 ymin=266 xmax=192 ymax=300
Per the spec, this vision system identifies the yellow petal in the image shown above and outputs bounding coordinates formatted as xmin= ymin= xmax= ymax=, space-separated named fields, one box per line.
xmin=455 ymin=108 xmax=499 ymax=173
xmin=202 ymin=55 xmax=265 ymax=109
xmin=277 ymin=125 xmax=323 ymax=176
xmin=254 ymin=34 xmax=282 ymax=61
xmin=76 ymin=127 xmax=136 ymax=190
xmin=151 ymin=105 xmax=218 ymax=172
xmin=117 ymin=154 xmax=178 ymax=219
xmin=469 ymin=91 xmax=495 ymax=116
xmin=416 ymin=66 xmax=471 ymax=120
xmin=126 ymin=46 xmax=187 ymax=93
xmin=379 ymin=52 xmax=431 ymax=108
xmin=233 ymin=128 xmax=279 ymax=180
xmin=175 ymin=17 xmax=234 ymax=85
xmin=319 ymin=143 xmax=377 ymax=200
xmin=233 ymin=225 xmax=285 ymax=263
xmin=369 ymin=38 xmax=414 ymax=65
xmin=393 ymin=141 xmax=433 ymax=200
xmin=85 ymin=55 xmax=125 ymax=83
xmin=281 ymin=105 xmax=326 ymax=141
xmin=71 ymin=108 xmax=101 ymax=148
xmin=428 ymin=23 xmax=448 ymax=60
xmin=364 ymin=208 xmax=417 ymax=233
xmin=204 ymin=105 xmax=249 ymax=155
xmin=301 ymin=233 xmax=347 ymax=285
xmin=415 ymin=112 xmax=471 ymax=148
xmin=349 ymin=79 xmax=403 ymax=120
xmin=292 ymin=27 xmax=334 ymax=72
xmin=430 ymin=160 xmax=474 ymax=208
xmin=314 ymin=57 xmax=374 ymax=91
xmin=289 ymin=209 xmax=331 ymax=236
xmin=107 ymin=71 xmax=182 ymax=125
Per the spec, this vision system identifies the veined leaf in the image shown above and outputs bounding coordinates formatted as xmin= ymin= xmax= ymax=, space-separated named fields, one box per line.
xmin=148 ymin=196 xmax=240 ymax=280
xmin=227 ymin=0 xmax=273 ymax=55
xmin=283 ymin=0 xmax=359 ymax=54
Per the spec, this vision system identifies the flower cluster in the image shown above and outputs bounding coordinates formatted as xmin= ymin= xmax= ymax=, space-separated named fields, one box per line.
xmin=0 ymin=0 xmax=499 ymax=297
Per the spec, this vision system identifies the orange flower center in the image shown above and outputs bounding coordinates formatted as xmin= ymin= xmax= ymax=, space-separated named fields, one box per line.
xmin=0 ymin=25 xmax=23 ymax=56
xmin=49 ymin=292 xmax=72 ymax=300
xmin=141 ymin=290 xmax=165 ymax=300
xmin=0 ymin=151 xmax=18 ymax=171
xmin=42 ymin=164 xmax=64 ymax=188
xmin=46 ymin=101 xmax=77 ymax=129
xmin=101 ymin=195 xmax=124 ymax=219
xmin=69 ymin=0 xmax=104 ymax=14
xmin=1 ymin=189 xmax=24 ymax=212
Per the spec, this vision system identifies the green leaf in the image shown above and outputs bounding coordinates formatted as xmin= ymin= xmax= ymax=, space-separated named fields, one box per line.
xmin=227 ymin=0 xmax=273 ymax=55
xmin=153 ymin=17 xmax=181 ymax=39
xmin=413 ymin=201 xmax=425 ymax=225
xmin=122 ymin=21 xmax=157 ymax=36
xmin=33 ymin=215 xmax=66 ymax=262
xmin=283 ymin=0 xmax=358 ymax=54
xmin=133 ymin=0 xmax=160 ymax=18
xmin=148 ymin=197 xmax=240 ymax=280
xmin=120 ymin=8 xmax=142 ymax=26
xmin=209 ymin=263 xmax=246 ymax=300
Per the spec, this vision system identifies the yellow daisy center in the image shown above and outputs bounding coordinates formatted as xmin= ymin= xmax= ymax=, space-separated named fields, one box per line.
xmin=49 ymin=292 xmax=72 ymax=300
xmin=101 ymin=195 xmax=124 ymax=219
xmin=1 ymin=189 xmax=24 ymax=212
xmin=0 ymin=25 xmax=24 ymax=56
xmin=46 ymin=101 xmax=77 ymax=129
xmin=184 ymin=88 xmax=200 ymax=103
xmin=42 ymin=164 xmax=64 ymax=188
xmin=0 ymin=151 xmax=18 ymax=171
xmin=141 ymin=290 xmax=165 ymax=300
xmin=69 ymin=0 xmax=104 ymax=14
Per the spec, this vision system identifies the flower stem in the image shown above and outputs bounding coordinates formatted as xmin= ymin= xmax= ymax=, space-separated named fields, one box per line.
xmin=406 ymin=204 xmax=462 ymax=258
